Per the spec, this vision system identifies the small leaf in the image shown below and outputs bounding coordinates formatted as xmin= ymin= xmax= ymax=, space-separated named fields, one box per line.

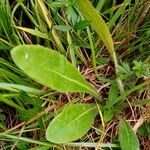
xmin=74 ymin=20 xmax=89 ymax=31
xmin=54 ymin=25 xmax=70 ymax=32
xmin=16 ymin=141 xmax=29 ymax=150
xmin=11 ymin=45 xmax=99 ymax=98
xmin=103 ymin=109 xmax=114 ymax=122
xmin=50 ymin=2 xmax=65 ymax=8
xmin=108 ymin=81 xmax=119 ymax=102
xmin=46 ymin=104 xmax=97 ymax=143
xmin=138 ymin=122 xmax=150 ymax=137
xmin=19 ymin=107 xmax=40 ymax=121
xmin=119 ymin=119 xmax=140 ymax=150
xmin=66 ymin=6 xmax=78 ymax=25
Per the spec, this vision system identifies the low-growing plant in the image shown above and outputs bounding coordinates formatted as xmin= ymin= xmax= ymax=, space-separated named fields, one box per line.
xmin=0 ymin=0 xmax=150 ymax=149
xmin=10 ymin=43 xmax=141 ymax=149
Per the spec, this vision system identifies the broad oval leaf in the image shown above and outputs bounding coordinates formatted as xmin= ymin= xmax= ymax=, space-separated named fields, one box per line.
xmin=11 ymin=45 xmax=99 ymax=98
xmin=119 ymin=119 xmax=140 ymax=150
xmin=46 ymin=104 xmax=97 ymax=143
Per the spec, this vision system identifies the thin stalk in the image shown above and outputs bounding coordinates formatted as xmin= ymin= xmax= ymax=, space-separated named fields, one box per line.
xmin=67 ymin=32 xmax=76 ymax=67
xmin=65 ymin=142 xmax=119 ymax=148
xmin=20 ymin=3 xmax=38 ymax=27
xmin=3 ymin=134 xmax=62 ymax=149
xmin=95 ymin=100 xmax=105 ymax=149
xmin=87 ymin=28 xmax=97 ymax=75
xmin=38 ymin=0 xmax=66 ymax=55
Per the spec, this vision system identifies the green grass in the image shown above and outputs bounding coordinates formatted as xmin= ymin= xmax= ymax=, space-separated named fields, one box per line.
xmin=0 ymin=0 xmax=150 ymax=149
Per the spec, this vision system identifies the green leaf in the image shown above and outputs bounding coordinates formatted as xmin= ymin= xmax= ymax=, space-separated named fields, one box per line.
xmin=19 ymin=107 xmax=40 ymax=121
xmin=76 ymin=0 xmax=124 ymax=93
xmin=103 ymin=109 xmax=114 ymax=122
xmin=11 ymin=45 xmax=100 ymax=98
xmin=76 ymin=0 xmax=115 ymax=59
xmin=74 ymin=20 xmax=89 ymax=31
xmin=54 ymin=25 xmax=70 ymax=32
xmin=66 ymin=6 xmax=78 ymax=25
xmin=19 ymin=91 xmax=42 ymax=107
xmin=138 ymin=122 xmax=150 ymax=137
xmin=0 ymin=95 xmax=23 ymax=110
xmin=108 ymin=81 xmax=119 ymax=102
xmin=0 ymin=122 xmax=6 ymax=130
xmin=104 ymin=82 xmax=149 ymax=109
xmin=18 ymin=91 xmax=42 ymax=121
xmin=119 ymin=119 xmax=140 ymax=150
xmin=46 ymin=104 xmax=97 ymax=143
xmin=16 ymin=141 xmax=29 ymax=150
xmin=0 ymin=83 xmax=44 ymax=94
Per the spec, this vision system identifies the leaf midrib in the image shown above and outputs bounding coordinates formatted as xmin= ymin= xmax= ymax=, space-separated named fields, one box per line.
xmin=52 ymin=106 xmax=96 ymax=137
xmin=45 ymin=67 xmax=97 ymax=95
xmin=63 ymin=106 xmax=95 ymax=126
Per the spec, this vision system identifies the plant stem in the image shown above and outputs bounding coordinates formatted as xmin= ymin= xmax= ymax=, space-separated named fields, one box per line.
xmin=38 ymin=0 xmax=66 ymax=55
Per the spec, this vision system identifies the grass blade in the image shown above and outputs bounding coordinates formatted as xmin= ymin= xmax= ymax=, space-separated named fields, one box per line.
xmin=0 ymin=95 xmax=23 ymax=110
xmin=0 ymin=83 xmax=44 ymax=94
